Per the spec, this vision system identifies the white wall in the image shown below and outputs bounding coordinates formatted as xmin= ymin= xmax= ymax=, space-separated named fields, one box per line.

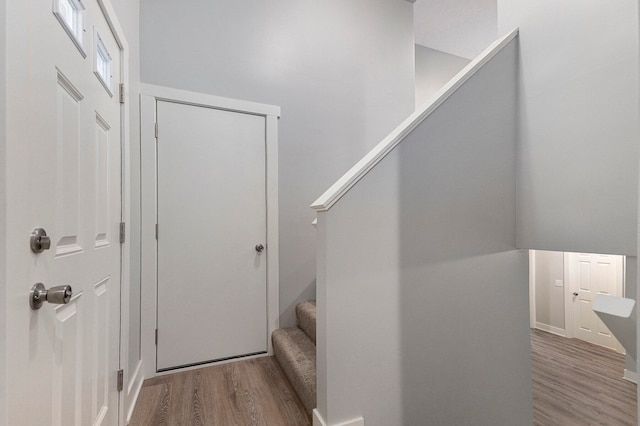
xmin=317 ymin=38 xmax=532 ymax=425
xmin=139 ymin=0 xmax=416 ymax=327
xmin=414 ymin=45 xmax=470 ymax=108
xmin=533 ymin=250 xmax=565 ymax=331
xmin=414 ymin=0 xmax=497 ymax=59
xmin=498 ymin=0 xmax=639 ymax=256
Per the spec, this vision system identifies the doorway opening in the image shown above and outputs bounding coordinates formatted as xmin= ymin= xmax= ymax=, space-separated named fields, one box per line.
xmin=529 ymin=250 xmax=637 ymax=424
xmin=529 ymin=250 xmax=627 ymax=353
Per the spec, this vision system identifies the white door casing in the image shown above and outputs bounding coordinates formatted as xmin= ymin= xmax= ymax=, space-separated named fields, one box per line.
xmin=5 ymin=0 xmax=128 ymax=424
xmin=139 ymin=85 xmax=280 ymax=377
xmin=567 ymin=252 xmax=624 ymax=352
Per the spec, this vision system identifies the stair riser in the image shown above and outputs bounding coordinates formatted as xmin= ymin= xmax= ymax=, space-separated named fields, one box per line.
xmin=272 ymin=328 xmax=317 ymax=417
xmin=296 ymin=301 xmax=317 ymax=344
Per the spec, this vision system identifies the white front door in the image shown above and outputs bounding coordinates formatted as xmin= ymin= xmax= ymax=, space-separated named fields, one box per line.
xmin=5 ymin=0 xmax=123 ymax=424
xmin=569 ymin=253 xmax=624 ymax=351
xmin=155 ymin=101 xmax=268 ymax=371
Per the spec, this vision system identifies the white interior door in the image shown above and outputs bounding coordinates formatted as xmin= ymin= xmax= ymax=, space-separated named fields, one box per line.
xmin=156 ymin=101 xmax=268 ymax=371
xmin=5 ymin=0 xmax=123 ymax=424
xmin=569 ymin=253 xmax=624 ymax=351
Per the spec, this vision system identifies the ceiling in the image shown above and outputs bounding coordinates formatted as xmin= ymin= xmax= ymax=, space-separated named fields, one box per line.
xmin=413 ymin=0 xmax=497 ymax=60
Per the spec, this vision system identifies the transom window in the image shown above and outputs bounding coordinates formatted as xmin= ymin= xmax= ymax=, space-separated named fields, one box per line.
xmin=53 ymin=0 xmax=86 ymax=57
xmin=94 ymin=30 xmax=113 ymax=96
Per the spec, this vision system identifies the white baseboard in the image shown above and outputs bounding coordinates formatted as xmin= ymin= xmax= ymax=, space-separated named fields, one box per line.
xmin=535 ymin=322 xmax=566 ymax=337
xmin=623 ymin=369 xmax=638 ymax=384
xmin=126 ymin=360 xmax=145 ymax=424
xmin=313 ymin=410 xmax=327 ymax=426
xmin=313 ymin=409 xmax=364 ymax=426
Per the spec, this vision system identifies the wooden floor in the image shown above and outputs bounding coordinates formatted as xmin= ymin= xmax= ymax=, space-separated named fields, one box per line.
xmin=532 ymin=329 xmax=637 ymax=425
xmin=129 ymin=356 xmax=310 ymax=426
xmin=131 ymin=331 xmax=637 ymax=425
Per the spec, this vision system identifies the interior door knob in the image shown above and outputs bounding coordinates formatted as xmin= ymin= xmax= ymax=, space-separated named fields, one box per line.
xmin=30 ymin=283 xmax=73 ymax=310
xmin=572 ymin=292 xmax=579 ymax=297
xmin=255 ymin=243 xmax=265 ymax=253
xmin=30 ymin=228 xmax=51 ymax=253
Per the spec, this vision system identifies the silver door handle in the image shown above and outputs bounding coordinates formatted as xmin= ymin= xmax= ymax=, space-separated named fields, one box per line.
xmin=255 ymin=243 xmax=265 ymax=253
xmin=30 ymin=283 xmax=73 ymax=310
xmin=572 ymin=292 xmax=579 ymax=297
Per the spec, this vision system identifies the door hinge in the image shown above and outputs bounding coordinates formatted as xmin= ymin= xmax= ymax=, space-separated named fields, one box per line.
xmin=119 ymin=83 xmax=125 ymax=104
xmin=119 ymin=222 xmax=126 ymax=244
xmin=155 ymin=122 xmax=159 ymax=138
xmin=155 ymin=329 xmax=158 ymax=345
xmin=155 ymin=224 xmax=158 ymax=240
xmin=117 ymin=369 xmax=124 ymax=392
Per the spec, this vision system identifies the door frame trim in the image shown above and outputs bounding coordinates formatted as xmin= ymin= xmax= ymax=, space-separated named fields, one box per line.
xmin=563 ymin=252 xmax=574 ymax=338
xmin=139 ymin=84 xmax=280 ymax=379
xmin=94 ymin=1 xmax=132 ymax=424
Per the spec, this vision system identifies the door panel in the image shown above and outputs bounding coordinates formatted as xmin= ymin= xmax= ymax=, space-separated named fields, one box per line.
xmin=156 ymin=101 xmax=267 ymax=371
xmin=56 ymin=72 xmax=84 ymax=254
xmin=6 ymin=0 xmax=122 ymax=424
xmin=571 ymin=253 xmax=623 ymax=351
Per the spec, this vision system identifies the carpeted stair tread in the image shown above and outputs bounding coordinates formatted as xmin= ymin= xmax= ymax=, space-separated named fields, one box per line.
xmin=272 ymin=327 xmax=316 ymax=416
xmin=296 ymin=300 xmax=316 ymax=344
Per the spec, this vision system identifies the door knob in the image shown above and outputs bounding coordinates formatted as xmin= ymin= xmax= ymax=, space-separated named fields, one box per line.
xmin=572 ymin=292 xmax=579 ymax=297
xmin=30 ymin=228 xmax=51 ymax=253
xmin=255 ymin=243 xmax=265 ymax=253
xmin=30 ymin=283 xmax=73 ymax=310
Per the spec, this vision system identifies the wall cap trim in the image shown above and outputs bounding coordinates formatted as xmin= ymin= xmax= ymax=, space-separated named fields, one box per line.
xmin=310 ymin=28 xmax=519 ymax=212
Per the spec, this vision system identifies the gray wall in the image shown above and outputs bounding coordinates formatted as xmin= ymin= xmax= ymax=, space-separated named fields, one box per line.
xmin=139 ymin=0 xmax=416 ymax=327
xmin=414 ymin=45 xmax=470 ymax=108
xmin=414 ymin=0 xmax=497 ymax=60
xmin=533 ymin=250 xmax=565 ymax=330
xmin=317 ymin=38 xmax=532 ymax=425
xmin=0 ymin=0 xmax=7 ymax=422
xmin=498 ymin=0 xmax=639 ymax=256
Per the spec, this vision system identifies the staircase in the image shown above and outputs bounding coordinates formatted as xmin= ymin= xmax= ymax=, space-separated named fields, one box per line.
xmin=272 ymin=300 xmax=317 ymax=417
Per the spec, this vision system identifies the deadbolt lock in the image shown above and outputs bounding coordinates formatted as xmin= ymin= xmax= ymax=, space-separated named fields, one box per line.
xmin=30 ymin=228 xmax=51 ymax=253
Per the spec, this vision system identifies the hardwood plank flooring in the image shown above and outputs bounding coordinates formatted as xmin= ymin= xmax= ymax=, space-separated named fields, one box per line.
xmin=132 ymin=331 xmax=637 ymax=425
xmin=129 ymin=356 xmax=310 ymax=426
xmin=531 ymin=329 xmax=637 ymax=425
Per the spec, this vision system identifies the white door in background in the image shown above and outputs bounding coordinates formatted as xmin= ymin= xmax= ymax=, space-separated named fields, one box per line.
xmin=156 ymin=101 xmax=268 ymax=371
xmin=5 ymin=0 xmax=123 ymax=424
xmin=569 ymin=253 xmax=624 ymax=351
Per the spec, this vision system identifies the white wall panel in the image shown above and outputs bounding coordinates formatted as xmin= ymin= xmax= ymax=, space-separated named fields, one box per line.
xmin=499 ymin=0 xmax=639 ymax=255
xmin=317 ymin=38 xmax=532 ymax=425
